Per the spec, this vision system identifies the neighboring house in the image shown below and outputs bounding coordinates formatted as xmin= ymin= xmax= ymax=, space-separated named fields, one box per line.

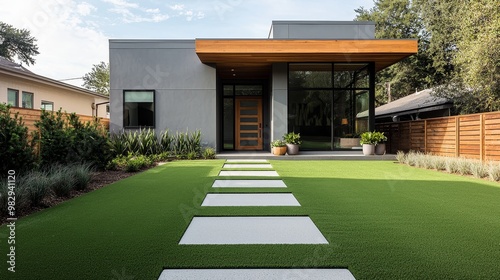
xmin=109 ymin=21 xmax=417 ymax=151
xmin=0 ymin=56 xmax=109 ymax=118
xmin=357 ymin=89 xmax=453 ymax=123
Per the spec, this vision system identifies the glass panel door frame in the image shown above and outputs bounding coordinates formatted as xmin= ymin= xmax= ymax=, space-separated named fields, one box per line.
xmin=220 ymin=82 xmax=267 ymax=151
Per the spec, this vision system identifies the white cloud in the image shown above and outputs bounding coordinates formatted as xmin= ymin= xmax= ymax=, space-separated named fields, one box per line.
xmin=0 ymin=0 xmax=108 ymax=87
xmin=103 ymin=0 xmax=169 ymax=23
xmin=77 ymin=2 xmax=97 ymax=16
xmin=102 ymin=0 xmax=138 ymax=9
xmin=170 ymin=4 xmax=184 ymax=11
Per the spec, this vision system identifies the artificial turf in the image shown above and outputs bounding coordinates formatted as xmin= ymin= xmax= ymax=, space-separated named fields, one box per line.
xmin=1 ymin=160 xmax=500 ymax=279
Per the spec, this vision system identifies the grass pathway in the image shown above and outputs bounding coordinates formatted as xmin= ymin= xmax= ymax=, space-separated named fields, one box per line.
xmin=160 ymin=159 xmax=352 ymax=279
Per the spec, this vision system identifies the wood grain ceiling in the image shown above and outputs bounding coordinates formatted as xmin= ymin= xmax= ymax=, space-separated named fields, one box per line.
xmin=196 ymin=39 xmax=417 ymax=79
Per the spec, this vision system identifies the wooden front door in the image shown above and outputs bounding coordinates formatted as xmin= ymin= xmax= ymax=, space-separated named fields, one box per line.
xmin=235 ymin=97 xmax=263 ymax=150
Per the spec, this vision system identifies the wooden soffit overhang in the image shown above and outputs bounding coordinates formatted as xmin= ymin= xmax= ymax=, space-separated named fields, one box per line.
xmin=196 ymin=39 xmax=418 ymax=74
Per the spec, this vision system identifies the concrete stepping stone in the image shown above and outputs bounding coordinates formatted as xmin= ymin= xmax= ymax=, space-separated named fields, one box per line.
xmin=158 ymin=268 xmax=356 ymax=280
xmin=226 ymin=159 xmax=268 ymax=163
xmin=179 ymin=216 xmax=328 ymax=244
xmin=223 ymin=163 xmax=273 ymax=169
xmin=212 ymin=180 xmax=287 ymax=188
xmin=201 ymin=193 xmax=300 ymax=206
xmin=219 ymin=170 xmax=279 ymax=177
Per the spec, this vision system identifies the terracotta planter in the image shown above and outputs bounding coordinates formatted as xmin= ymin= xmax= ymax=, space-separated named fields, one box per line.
xmin=272 ymin=146 xmax=287 ymax=156
xmin=362 ymin=144 xmax=375 ymax=156
xmin=286 ymin=143 xmax=300 ymax=155
xmin=375 ymin=143 xmax=386 ymax=155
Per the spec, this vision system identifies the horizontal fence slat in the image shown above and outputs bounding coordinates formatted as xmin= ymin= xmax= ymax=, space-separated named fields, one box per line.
xmin=375 ymin=110 xmax=500 ymax=161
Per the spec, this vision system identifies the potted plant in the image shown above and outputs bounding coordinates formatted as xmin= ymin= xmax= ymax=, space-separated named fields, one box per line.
xmin=271 ymin=139 xmax=287 ymax=156
xmin=283 ymin=132 xmax=302 ymax=155
xmin=372 ymin=131 xmax=388 ymax=155
xmin=360 ymin=131 xmax=376 ymax=156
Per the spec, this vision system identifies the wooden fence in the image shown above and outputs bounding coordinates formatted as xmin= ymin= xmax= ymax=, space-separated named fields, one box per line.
xmin=9 ymin=107 xmax=110 ymax=135
xmin=375 ymin=111 xmax=500 ymax=161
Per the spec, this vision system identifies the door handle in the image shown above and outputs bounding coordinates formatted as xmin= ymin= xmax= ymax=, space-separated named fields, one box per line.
xmin=259 ymin=123 xmax=262 ymax=138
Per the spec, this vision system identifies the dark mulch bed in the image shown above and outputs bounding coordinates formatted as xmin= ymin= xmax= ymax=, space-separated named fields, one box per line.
xmin=1 ymin=169 xmax=141 ymax=225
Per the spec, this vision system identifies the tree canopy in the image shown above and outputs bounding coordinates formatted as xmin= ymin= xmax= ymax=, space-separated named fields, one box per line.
xmin=356 ymin=0 xmax=500 ymax=114
xmin=83 ymin=61 xmax=110 ymax=95
xmin=0 ymin=21 xmax=39 ymax=65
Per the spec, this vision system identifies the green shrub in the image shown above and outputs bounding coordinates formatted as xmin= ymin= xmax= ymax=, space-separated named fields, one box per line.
xmin=0 ymin=175 xmax=30 ymax=215
xmin=456 ymin=158 xmax=471 ymax=175
xmin=33 ymin=109 xmax=72 ymax=166
xmin=488 ymin=163 xmax=500 ymax=181
xmin=187 ymin=151 xmax=198 ymax=160
xmin=108 ymin=132 xmax=128 ymax=157
xmin=48 ymin=166 xmax=75 ymax=197
xmin=202 ymin=147 xmax=216 ymax=159
xmin=396 ymin=151 xmax=406 ymax=163
xmin=137 ymin=128 xmax=160 ymax=155
xmin=470 ymin=161 xmax=488 ymax=178
xmin=159 ymin=130 xmax=172 ymax=153
xmin=0 ymin=104 xmax=34 ymax=174
xmin=431 ymin=156 xmax=447 ymax=171
xmin=444 ymin=157 xmax=458 ymax=173
xmin=70 ymin=163 xmax=93 ymax=191
xmin=67 ymin=114 xmax=110 ymax=169
xmin=22 ymin=171 xmax=50 ymax=207
xmin=125 ymin=154 xmax=153 ymax=172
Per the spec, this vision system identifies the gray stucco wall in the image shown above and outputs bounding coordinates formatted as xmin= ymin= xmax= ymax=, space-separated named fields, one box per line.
xmin=271 ymin=63 xmax=288 ymax=141
xmin=272 ymin=21 xmax=375 ymax=39
xmin=109 ymin=40 xmax=217 ymax=148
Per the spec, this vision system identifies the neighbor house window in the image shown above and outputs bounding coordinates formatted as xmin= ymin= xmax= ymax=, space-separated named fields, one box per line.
xmin=41 ymin=101 xmax=54 ymax=111
xmin=22 ymin=91 xmax=34 ymax=109
xmin=123 ymin=90 xmax=155 ymax=128
xmin=7 ymin=89 xmax=19 ymax=107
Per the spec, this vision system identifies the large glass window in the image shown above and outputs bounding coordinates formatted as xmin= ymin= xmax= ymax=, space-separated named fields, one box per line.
xmin=7 ymin=89 xmax=18 ymax=107
xmin=22 ymin=92 xmax=34 ymax=109
xmin=288 ymin=63 xmax=371 ymax=150
xmin=124 ymin=90 xmax=155 ymax=128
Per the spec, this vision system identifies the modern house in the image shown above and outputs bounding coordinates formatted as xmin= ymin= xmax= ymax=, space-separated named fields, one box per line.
xmin=0 ymin=56 xmax=109 ymax=118
xmin=357 ymin=89 xmax=453 ymax=123
xmin=109 ymin=21 xmax=417 ymax=151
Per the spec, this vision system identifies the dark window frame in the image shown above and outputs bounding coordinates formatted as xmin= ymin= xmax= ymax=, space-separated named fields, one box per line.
xmin=7 ymin=88 xmax=19 ymax=107
xmin=123 ymin=90 xmax=156 ymax=129
xmin=22 ymin=91 xmax=34 ymax=109
xmin=41 ymin=100 xmax=54 ymax=111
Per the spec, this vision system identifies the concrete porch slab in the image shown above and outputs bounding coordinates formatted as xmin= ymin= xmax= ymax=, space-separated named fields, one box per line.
xmin=158 ymin=268 xmax=356 ymax=280
xmin=211 ymin=180 xmax=287 ymax=188
xmin=225 ymin=159 xmax=269 ymax=163
xmin=201 ymin=193 xmax=300 ymax=206
xmin=223 ymin=164 xmax=273 ymax=169
xmin=179 ymin=216 xmax=328 ymax=244
xmin=219 ymin=171 xmax=279 ymax=177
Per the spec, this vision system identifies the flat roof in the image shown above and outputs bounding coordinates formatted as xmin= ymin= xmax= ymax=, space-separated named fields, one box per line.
xmin=195 ymin=39 xmax=418 ymax=75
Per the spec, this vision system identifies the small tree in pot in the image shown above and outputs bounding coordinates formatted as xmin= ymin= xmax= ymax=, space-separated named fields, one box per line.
xmin=283 ymin=132 xmax=302 ymax=155
xmin=360 ymin=131 xmax=376 ymax=156
xmin=271 ymin=139 xmax=287 ymax=156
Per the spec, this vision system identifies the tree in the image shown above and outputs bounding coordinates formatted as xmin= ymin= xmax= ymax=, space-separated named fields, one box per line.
xmin=83 ymin=61 xmax=110 ymax=95
xmin=0 ymin=22 xmax=39 ymax=65
xmin=419 ymin=0 xmax=500 ymax=113
xmin=355 ymin=0 xmax=440 ymax=105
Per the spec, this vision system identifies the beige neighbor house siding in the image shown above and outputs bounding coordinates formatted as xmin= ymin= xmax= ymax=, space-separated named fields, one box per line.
xmin=0 ymin=63 xmax=109 ymax=118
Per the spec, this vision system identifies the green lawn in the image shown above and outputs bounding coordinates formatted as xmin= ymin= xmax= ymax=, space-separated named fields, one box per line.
xmin=1 ymin=160 xmax=500 ymax=279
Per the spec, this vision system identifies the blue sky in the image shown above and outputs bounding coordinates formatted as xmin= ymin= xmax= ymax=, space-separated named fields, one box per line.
xmin=0 ymin=0 xmax=374 ymax=87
